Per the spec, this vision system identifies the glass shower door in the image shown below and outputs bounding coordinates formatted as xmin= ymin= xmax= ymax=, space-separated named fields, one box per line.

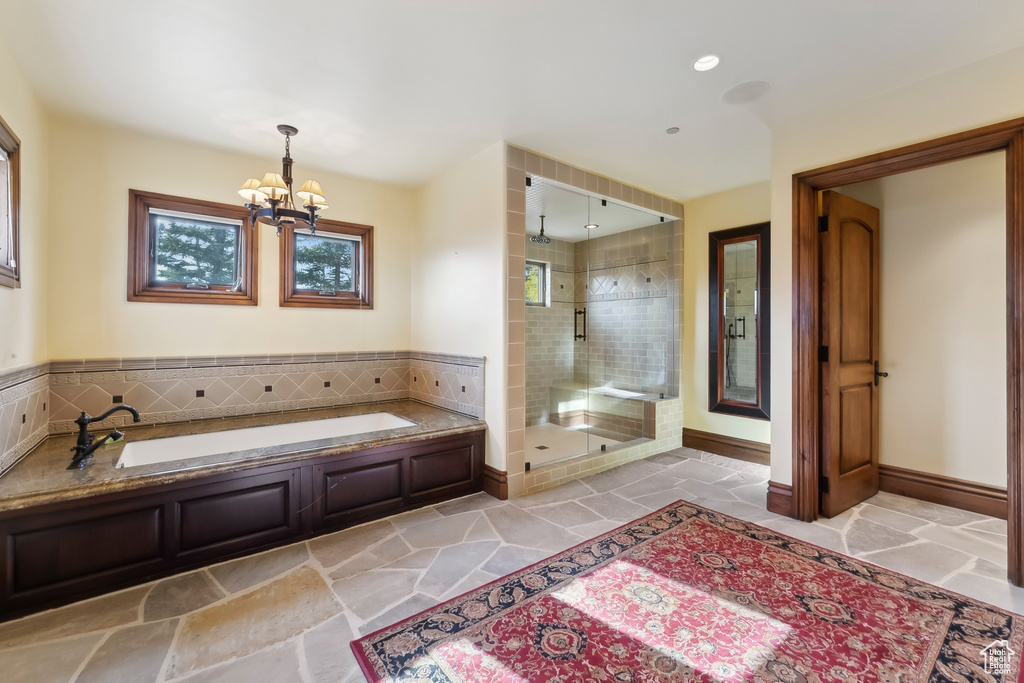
xmin=524 ymin=179 xmax=591 ymax=466
xmin=523 ymin=178 xmax=675 ymax=467
xmin=580 ymin=197 xmax=673 ymax=447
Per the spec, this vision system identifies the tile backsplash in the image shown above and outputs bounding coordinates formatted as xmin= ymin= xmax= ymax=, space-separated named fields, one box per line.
xmin=0 ymin=363 xmax=50 ymax=475
xmin=0 ymin=351 xmax=484 ymax=475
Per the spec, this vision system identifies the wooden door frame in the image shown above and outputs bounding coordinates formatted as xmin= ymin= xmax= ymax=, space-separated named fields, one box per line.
xmin=790 ymin=116 xmax=1024 ymax=584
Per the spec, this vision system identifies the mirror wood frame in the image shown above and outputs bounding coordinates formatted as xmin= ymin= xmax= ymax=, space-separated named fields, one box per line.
xmin=708 ymin=221 xmax=771 ymax=420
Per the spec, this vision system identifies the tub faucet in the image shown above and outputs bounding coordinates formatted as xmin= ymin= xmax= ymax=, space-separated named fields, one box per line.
xmin=68 ymin=405 xmax=142 ymax=470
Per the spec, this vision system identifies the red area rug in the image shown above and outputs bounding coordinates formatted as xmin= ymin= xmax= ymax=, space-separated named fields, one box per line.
xmin=352 ymin=501 xmax=1024 ymax=681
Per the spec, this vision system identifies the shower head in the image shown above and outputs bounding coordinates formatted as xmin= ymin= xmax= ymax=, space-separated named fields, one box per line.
xmin=530 ymin=215 xmax=552 ymax=244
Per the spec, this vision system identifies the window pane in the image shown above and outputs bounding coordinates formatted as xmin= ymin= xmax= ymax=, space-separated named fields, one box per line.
xmin=152 ymin=214 xmax=239 ymax=286
xmin=294 ymin=232 xmax=356 ymax=292
xmin=0 ymin=149 xmax=9 ymax=269
xmin=525 ymin=262 xmax=542 ymax=305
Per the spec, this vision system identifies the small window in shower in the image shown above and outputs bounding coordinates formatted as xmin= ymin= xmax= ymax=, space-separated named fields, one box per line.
xmin=525 ymin=260 xmax=548 ymax=306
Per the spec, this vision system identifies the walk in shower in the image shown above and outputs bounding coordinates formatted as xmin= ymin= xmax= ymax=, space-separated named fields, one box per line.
xmin=525 ymin=177 xmax=679 ymax=467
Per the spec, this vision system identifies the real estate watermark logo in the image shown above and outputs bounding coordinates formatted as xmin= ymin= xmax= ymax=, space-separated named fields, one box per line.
xmin=982 ymin=639 xmax=1015 ymax=675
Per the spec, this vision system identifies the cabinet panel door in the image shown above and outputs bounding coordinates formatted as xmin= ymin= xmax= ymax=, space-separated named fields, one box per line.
xmin=175 ymin=470 xmax=300 ymax=560
xmin=7 ymin=505 xmax=164 ymax=594
xmin=410 ymin=446 xmax=473 ymax=494
xmin=315 ymin=457 xmax=404 ymax=530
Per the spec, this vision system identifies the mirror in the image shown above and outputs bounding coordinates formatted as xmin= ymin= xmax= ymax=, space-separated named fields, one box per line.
xmin=709 ymin=222 xmax=770 ymax=419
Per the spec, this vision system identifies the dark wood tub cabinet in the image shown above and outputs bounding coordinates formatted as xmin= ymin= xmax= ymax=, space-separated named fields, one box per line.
xmin=0 ymin=429 xmax=485 ymax=621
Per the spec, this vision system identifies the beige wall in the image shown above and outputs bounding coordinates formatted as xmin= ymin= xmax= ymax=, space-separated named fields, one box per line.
xmin=412 ymin=142 xmax=507 ymax=469
xmin=0 ymin=41 xmax=48 ymax=370
xmin=46 ymin=115 xmax=416 ymax=360
xmin=683 ymin=181 xmax=771 ymax=443
xmin=770 ymin=45 xmax=1024 ymax=485
xmin=836 ymin=153 xmax=1006 ymax=488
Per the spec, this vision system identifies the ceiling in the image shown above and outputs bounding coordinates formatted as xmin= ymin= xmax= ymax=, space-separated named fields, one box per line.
xmin=2 ymin=1 xmax=1024 ymax=201
xmin=525 ymin=176 xmax=670 ymax=242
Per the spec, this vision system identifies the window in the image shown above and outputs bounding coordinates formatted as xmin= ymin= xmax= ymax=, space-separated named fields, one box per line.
xmin=525 ymin=260 xmax=547 ymax=306
xmin=128 ymin=189 xmax=258 ymax=305
xmin=280 ymin=218 xmax=373 ymax=308
xmin=0 ymin=114 xmax=20 ymax=289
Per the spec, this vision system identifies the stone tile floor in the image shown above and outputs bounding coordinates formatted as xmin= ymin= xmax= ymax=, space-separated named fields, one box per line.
xmin=0 ymin=445 xmax=1018 ymax=682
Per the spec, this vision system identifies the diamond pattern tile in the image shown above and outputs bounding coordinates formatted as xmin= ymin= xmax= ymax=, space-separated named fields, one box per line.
xmin=0 ymin=354 xmax=485 ymax=447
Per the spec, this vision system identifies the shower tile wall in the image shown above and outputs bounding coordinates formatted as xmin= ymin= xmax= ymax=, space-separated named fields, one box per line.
xmin=724 ymin=246 xmax=757 ymax=392
xmin=573 ymin=223 xmax=675 ymax=395
xmin=525 ymin=238 xmax=575 ymax=426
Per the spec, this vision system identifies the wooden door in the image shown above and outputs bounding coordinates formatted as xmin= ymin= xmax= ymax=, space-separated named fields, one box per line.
xmin=819 ymin=191 xmax=881 ymax=517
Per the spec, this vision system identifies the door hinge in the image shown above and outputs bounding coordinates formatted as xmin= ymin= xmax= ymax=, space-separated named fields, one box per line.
xmin=819 ymin=345 xmax=829 ymax=363
xmin=818 ymin=216 xmax=829 ymax=232
xmin=819 ymin=475 xmax=830 ymax=493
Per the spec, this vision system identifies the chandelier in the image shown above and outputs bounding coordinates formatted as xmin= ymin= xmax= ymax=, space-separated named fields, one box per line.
xmin=238 ymin=124 xmax=329 ymax=235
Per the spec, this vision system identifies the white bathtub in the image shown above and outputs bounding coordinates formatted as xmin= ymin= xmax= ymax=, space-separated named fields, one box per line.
xmin=116 ymin=412 xmax=417 ymax=468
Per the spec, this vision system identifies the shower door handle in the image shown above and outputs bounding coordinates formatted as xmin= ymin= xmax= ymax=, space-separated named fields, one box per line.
xmin=874 ymin=361 xmax=888 ymax=386
xmin=574 ymin=308 xmax=587 ymax=341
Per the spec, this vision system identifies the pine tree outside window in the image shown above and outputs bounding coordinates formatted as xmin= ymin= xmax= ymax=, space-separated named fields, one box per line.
xmin=151 ymin=212 xmax=241 ymax=288
xmin=128 ymin=190 xmax=257 ymax=305
xmin=294 ymin=232 xmax=356 ymax=293
xmin=280 ymin=219 xmax=373 ymax=309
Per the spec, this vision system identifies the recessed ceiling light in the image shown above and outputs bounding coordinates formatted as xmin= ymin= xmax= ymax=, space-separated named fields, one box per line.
xmin=584 ymin=223 xmax=598 ymax=230
xmin=693 ymin=55 xmax=720 ymax=72
xmin=666 ymin=127 xmax=680 ymax=135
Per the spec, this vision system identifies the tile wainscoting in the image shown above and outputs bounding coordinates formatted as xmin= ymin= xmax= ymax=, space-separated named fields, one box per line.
xmin=0 ymin=351 xmax=484 ymax=475
xmin=0 ymin=363 xmax=50 ymax=475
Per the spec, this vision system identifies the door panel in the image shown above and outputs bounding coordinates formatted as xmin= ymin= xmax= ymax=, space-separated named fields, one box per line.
xmin=839 ymin=221 xmax=873 ymax=363
xmin=820 ymin=190 xmax=881 ymax=517
xmin=839 ymin=385 xmax=872 ymax=474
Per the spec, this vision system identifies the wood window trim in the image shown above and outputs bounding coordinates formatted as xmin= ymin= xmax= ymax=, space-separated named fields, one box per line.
xmin=127 ymin=189 xmax=258 ymax=305
xmin=708 ymin=222 xmax=770 ymax=420
xmin=788 ymin=115 xmax=1024 ymax=585
xmin=0 ymin=113 xmax=21 ymax=289
xmin=279 ymin=218 xmax=374 ymax=309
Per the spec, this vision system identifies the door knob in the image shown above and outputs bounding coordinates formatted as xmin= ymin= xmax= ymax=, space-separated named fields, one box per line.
xmin=874 ymin=361 xmax=889 ymax=387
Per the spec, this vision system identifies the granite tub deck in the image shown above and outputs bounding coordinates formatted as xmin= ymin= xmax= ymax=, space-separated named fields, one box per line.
xmin=0 ymin=400 xmax=487 ymax=620
xmin=0 ymin=400 xmax=485 ymax=513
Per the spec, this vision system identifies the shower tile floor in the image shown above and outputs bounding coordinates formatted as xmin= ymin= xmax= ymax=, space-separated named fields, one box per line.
xmin=0 ymin=446 xmax=1018 ymax=682
xmin=525 ymin=422 xmax=623 ymax=467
